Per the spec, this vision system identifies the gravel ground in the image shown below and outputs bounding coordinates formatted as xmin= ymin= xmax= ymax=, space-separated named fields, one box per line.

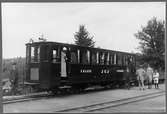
xmin=3 ymin=83 xmax=166 ymax=113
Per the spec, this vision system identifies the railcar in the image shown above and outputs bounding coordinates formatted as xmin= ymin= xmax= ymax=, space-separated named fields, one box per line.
xmin=25 ymin=41 xmax=137 ymax=92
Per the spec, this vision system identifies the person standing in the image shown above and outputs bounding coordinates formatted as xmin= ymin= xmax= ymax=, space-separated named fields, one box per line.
xmin=10 ymin=62 xmax=19 ymax=95
xmin=125 ymin=67 xmax=131 ymax=90
xmin=146 ymin=64 xmax=153 ymax=89
xmin=153 ymin=70 xmax=160 ymax=89
xmin=136 ymin=65 xmax=146 ymax=90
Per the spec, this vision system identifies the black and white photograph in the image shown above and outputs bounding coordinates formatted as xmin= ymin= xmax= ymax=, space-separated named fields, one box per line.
xmin=1 ymin=2 xmax=166 ymax=113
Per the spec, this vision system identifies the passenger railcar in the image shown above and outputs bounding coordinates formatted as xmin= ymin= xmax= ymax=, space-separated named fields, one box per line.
xmin=25 ymin=41 xmax=137 ymax=92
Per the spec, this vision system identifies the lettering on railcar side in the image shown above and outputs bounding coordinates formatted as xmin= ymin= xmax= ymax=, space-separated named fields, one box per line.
xmin=80 ymin=69 xmax=92 ymax=73
xmin=116 ymin=69 xmax=124 ymax=72
xmin=101 ymin=69 xmax=110 ymax=74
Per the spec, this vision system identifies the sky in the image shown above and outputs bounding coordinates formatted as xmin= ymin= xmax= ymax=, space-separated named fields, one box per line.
xmin=2 ymin=2 xmax=165 ymax=59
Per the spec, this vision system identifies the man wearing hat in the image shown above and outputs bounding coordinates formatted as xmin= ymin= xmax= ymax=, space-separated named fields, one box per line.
xmin=136 ymin=64 xmax=146 ymax=90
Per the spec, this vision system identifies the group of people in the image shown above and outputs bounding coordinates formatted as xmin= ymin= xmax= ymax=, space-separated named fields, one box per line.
xmin=136 ymin=64 xmax=160 ymax=90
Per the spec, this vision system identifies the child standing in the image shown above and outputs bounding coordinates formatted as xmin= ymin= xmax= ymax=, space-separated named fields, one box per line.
xmin=153 ymin=70 xmax=159 ymax=89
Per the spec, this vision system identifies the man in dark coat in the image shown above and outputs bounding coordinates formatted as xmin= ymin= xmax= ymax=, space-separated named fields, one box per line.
xmin=125 ymin=67 xmax=131 ymax=90
xmin=10 ymin=62 xmax=19 ymax=95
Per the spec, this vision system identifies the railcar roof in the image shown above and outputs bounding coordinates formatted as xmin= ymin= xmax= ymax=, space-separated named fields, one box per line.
xmin=26 ymin=41 xmax=135 ymax=56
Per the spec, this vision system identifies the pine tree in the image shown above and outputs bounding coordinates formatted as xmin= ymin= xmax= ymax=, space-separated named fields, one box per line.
xmin=74 ymin=25 xmax=95 ymax=47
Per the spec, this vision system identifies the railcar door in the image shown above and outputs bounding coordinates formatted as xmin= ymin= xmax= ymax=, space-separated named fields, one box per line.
xmin=61 ymin=47 xmax=67 ymax=77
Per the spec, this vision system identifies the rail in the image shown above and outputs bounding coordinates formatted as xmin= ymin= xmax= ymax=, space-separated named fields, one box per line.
xmin=56 ymin=91 xmax=165 ymax=112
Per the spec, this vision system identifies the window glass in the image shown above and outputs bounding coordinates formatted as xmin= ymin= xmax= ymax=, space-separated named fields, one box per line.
xmin=31 ymin=46 xmax=34 ymax=61
xmin=53 ymin=50 xmax=57 ymax=58
xmin=104 ymin=53 xmax=107 ymax=65
xmin=130 ymin=56 xmax=134 ymax=63
xmin=100 ymin=52 xmax=105 ymax=65
xmin=87 ymin=50 xmax=90 ymax=64
xmin=110 ymin=54 xmax=114 ymax=65
xmin=37 ymin=47 xmax=40 ymax=61
xmin=117 ymin=54 xmax=122 ymax=65
xmin=96 ymin=52 xmax=99 ymax=64
xmin=91 ymin=52 xmax=97 ymax=64
xmin=124 ymin=56 xmax=127 ymax=65
xmin=114 ymin=53 xmax=117 ymax=64
xmin=71 ymin=51 xmax=77 ymax=63
xmin=31 ymin=46 xmax=40 ymax=63
xmin=123 ymin=55 xmax=126 ymax=65
xmin=106 ymin=52 xmax=110 ymax=65
xmin=100 ymin=52 xmax=110 ymax=65
xmin=127 ymin=55 xmax=131 ymax=65
xmin=77 ymin=49 xmax=80 ymax=63
xmin=81 ymin=50 xmax=89 ymax=64
xmin=52 ymin=49 xmax=60 ymax=63
xmin=26 ymin=46 xmax=30 ymax=63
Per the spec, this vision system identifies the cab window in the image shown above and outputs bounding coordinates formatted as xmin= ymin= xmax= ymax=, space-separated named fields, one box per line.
xmin=31 ymin=46 xmax=40 ymax=63
xmin=52 ymin=48 xmax=60 ymax=63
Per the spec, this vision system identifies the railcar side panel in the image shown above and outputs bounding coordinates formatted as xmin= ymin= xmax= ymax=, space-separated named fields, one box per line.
xmin=25 ymin=41 xmax=137 ymax=91
xmin=50 ymin=63 xmax=61 ymax=87
xmin=39 ymin=62 xmax=51 ymax=89
xmin=67 ymin=64 xmax=127 ymax=85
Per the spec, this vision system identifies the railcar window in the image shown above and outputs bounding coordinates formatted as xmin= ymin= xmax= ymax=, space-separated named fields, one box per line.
xmin=71 ymin=51 xmax=78 ymax=63
xmin=110 ymin=54 xmax=113 ymax=65
xmin=106 ymin=53 xmax=110 ymax=65
xmin=52 ymin=49 xmax=60 ymax=63
xmin=130 ymin=56 xmax=133 ymax=63
xmin=125 ymin=56 xmax=128 ymax=65
xmin=87 ymin=50 xmax=90 ymax=64
xmin=31 ymin=47 xmax=34 ymax=61
xmin=31 ymin=46 xmax=40 ymax=63
xmin=104 ymin=53 xmax=107 ymax=65
xmin=123 ymin=55 xmax=126 ymax=66
xmin=91 ymin=52 xmax=97 ymax=64
xmin=127 ymin=55 xmax=131 ymax=65
xmin=81 ymin=50 xmax=90 ymax=64
xmin=53 ymin=50 xmax=57 ymax=58
xmin=77 ymin=50 xmax=80 ymax=63
xmin=100 ymin=52 xmax=105 ymax=65
xmin=117 ymin=54 xmax=122 ymax=65
xmin=114 ymin=53 xmax=117 ymax=64
xmin=132 ymin=56 xmax=135 ymax=64
xmin=26 ymin=46 xmax=30 ymax=63
xmin=96 ymin=52 xmax=99 ymax=64
xmin=37 ymin=47 xmax=40 ymax=60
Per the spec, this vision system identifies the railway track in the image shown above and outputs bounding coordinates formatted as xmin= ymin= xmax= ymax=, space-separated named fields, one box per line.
xmin=2 ymin=86 xmax=103 ymax=104
xmin=2 ymin=85 xmax=111 ymax=104
xmin=3 ymin=92 xmax=50 ymax=104
xmin=56 ymin=91 xmax=165 ymax=112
